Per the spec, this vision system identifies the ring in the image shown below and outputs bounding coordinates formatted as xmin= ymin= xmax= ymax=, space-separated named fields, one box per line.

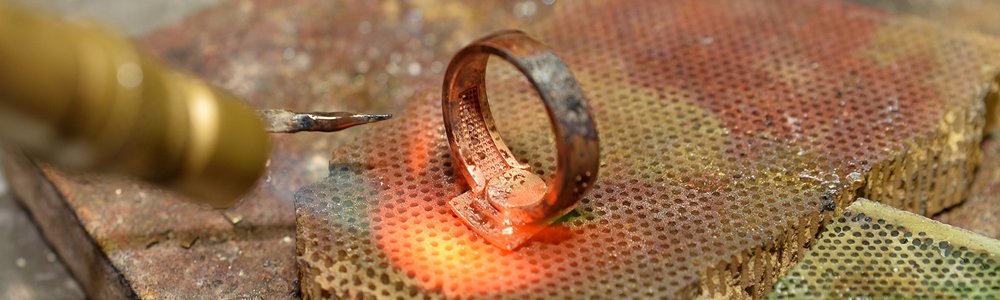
xmin=442 ymin=30 xmax=600 ymax=250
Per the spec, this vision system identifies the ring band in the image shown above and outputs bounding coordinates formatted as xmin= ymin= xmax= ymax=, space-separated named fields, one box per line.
xmin=442 ymin=30 xmax=600 ymax=250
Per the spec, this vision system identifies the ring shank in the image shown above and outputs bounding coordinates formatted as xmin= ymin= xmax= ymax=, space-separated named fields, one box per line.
xmin=442 ymin=30 xmax=599 ymax=223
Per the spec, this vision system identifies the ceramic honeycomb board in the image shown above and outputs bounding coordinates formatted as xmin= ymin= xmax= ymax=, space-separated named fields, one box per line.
xmin=295 ymin=0 xmax=1000 ymax=298
xmin=935 ymin=138 xmax=1000 ymax=239
xmin=769 ymin=199 xmax=1000 ymax=299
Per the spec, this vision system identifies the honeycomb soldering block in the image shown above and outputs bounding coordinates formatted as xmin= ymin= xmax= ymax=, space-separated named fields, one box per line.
xmin=293 ymin=0 xmax=1000 ymax=298
xmin=771 ymin=199 xmax=1000 ymax=299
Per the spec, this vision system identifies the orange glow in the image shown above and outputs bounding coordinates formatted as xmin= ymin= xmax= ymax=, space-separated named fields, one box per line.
xmin=373 ymin=200 xmax=546 ymax=298
xmin=405 ymin=123 xmax=432 ymax=177
xmin=367 ymin=112 xmax=571 ymax=297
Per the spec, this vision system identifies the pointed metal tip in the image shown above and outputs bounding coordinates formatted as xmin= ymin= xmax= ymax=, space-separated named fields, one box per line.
xmin=364 ymin=114 xmax=393 ymax=122
xmin=260 ymin=110 xmax=393 ymax=133
xmin=317 ymin=112 xmax=393 ymax=131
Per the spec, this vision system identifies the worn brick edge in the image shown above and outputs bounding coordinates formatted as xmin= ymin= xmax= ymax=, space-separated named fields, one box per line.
xmin=2 ymin=150 xmax=138 ymax=299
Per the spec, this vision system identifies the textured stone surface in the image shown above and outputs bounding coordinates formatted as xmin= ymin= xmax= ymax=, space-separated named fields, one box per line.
xmin=0 ymin=190 xmax=84 ymax=300
xmin=37 ymin=169 xmax=298 ymax=298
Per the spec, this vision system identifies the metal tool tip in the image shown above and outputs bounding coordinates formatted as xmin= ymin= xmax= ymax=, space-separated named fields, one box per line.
xmin=365 ymin=114 xmax=393 ymax=122
xmin=260 ymin=110 xmax=393 ymax=133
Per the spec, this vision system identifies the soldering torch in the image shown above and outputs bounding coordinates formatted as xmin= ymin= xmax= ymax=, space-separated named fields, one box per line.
xmin=0 ymin=2 xmax=390 ymax=208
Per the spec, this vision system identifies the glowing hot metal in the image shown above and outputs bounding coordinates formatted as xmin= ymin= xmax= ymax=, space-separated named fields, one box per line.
xmin=442 ymin=30 xmax=600 ymax=250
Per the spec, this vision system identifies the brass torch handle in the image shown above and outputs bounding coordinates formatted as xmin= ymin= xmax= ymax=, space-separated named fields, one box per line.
xmin=0 ymin=2 xmax=270 ymax=208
